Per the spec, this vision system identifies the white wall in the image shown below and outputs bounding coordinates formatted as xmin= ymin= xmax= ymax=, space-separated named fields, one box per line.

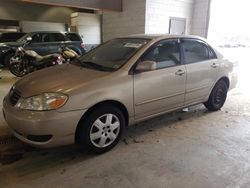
xmin=191 ymin=0 xmax=210 ymax=38
xmin=102 ymin=0 xmax=146 ymax=41
xmin=20 ymin=21 xmax=66 ymax=32
xmin=145 ymin=0 xmax=194 ymax=34
xmin=71 ymin=12 xmax=101 ymax=46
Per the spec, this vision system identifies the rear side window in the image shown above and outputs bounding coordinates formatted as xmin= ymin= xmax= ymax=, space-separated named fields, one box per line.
xmin=50 ymin=33 xmax=65 ymax=42
xmin=208 ymin=47 xmax=217 ymax=59
xmin=141 ymin=40 xmax=181 ymax=69
xmin=181 ymin=39 xmax=210 ymax=64
xmin=32 ymin=33 xmax=65 ymax=42
xmin=65 ymin=33 xmax=81 ymax=41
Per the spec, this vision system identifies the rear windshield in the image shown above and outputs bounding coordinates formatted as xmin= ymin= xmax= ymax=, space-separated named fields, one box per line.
xmin=65 ymin=33 xmax=81 ymax=41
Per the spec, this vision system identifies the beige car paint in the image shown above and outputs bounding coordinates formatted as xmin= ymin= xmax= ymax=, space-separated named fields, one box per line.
xmin=184 ymin=58 xmax=220 ymax=106
xmin=3 ymin=34 xmax=237 ymax=148
xmin=134 ymin=65 xmax=186 ymax=119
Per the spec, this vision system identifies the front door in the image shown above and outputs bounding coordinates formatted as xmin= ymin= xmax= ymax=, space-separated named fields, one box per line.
xmin=47 ymin=33 xmax=65 ymax=54
xmin=133 ymin=39 xmax=186 ymax=120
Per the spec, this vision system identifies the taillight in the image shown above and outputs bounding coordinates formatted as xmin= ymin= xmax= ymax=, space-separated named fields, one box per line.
xmin=56 ymin=55 xmax=64 ymax=65
xmin=81 ymin=42 xmax=85 ymax=49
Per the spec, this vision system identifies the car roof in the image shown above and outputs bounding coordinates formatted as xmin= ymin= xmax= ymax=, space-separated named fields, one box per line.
xmin=122 ymin=34 xmax=206 ymax=41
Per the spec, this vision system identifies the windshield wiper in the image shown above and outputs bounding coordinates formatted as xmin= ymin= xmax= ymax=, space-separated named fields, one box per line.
xmin=82 ymin=61 xmax=115 ymax=72
xmin=70 ymin=58 xmax=83 ymax=65
xmin=70 ymin=59 xmax=114 ymax=72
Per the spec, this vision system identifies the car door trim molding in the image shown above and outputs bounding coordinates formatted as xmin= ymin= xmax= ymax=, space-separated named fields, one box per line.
xmin=186 ymin=85 xmax=210 ymax=93
xmin=135 ymin=91 xmax=185 ymax=106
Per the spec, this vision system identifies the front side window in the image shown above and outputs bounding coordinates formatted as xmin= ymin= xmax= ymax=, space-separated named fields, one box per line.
xmin=41 ymin=34 xmax=51 ymax=42
xmin=140 ymin=40 xmax=181 ymax=69
xmin=31 ymin=33 xmax=43 ymax=43
xmin=181 ymin=39 xmax=210 ymax=64
xmin=77 ymin=38 xmax=150 ymax=71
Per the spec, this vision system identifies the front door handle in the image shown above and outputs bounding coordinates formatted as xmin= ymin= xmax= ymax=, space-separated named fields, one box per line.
xmin=175 ymin=69 xmax=185 ymax=76
xmin=211 ymin=63 xmax=219 ymax=68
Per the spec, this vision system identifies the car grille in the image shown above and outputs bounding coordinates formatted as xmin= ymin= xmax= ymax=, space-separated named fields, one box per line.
xmin=9 ymin=88 xmax=21 ymax=106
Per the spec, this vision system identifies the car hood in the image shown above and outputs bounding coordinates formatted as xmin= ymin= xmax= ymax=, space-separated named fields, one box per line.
xmin=14 ymin=64 xmax=110 ymax=98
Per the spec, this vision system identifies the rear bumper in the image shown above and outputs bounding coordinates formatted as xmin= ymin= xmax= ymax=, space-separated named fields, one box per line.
xmin=3 ymin=96 xmax=87 ymax=148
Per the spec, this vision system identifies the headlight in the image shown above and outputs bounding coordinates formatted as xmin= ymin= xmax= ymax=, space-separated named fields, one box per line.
xmin=16 ymin=93 xmax=68 ymax=111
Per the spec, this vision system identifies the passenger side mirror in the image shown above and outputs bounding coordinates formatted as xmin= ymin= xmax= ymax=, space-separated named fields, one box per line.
xmin=26 ymin=37 xmax=32 ymax=42
xmin=135 ymin=61 xmax=157 ymax=73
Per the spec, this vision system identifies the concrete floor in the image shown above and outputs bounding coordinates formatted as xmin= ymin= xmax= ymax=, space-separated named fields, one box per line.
xmin=0 ymin=49 xmax=250 ymax=188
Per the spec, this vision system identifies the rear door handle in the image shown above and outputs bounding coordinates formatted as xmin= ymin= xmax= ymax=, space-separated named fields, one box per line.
xmin=175 ymin=69 xmax=185 ymax=76
xmin=211 ymin=63 xmax=219 ymax=68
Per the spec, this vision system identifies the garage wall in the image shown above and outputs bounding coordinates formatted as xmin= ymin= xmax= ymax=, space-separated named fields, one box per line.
xmin=71 ymin=12 xmax=101 ymax=50
xmin=145 ymin=0 xmax=194 ymax=34
xmin=191 ymin=0 xmax=210 ymax=38
xmin=102 ymin=0 xmax=146 ymax=41
xmin=20 ymin=21 xmax=67 ymax=32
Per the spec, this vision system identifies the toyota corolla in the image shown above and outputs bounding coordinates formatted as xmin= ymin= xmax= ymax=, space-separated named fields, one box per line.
xmin=3 ymin=35 xmax=237 ymax=153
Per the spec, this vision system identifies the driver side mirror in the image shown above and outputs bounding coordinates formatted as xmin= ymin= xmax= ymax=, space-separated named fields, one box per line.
xmin=135 ymin=60 xmax=157 ymax=73
xmin=26 ymin=37 xmax=32 ymax=42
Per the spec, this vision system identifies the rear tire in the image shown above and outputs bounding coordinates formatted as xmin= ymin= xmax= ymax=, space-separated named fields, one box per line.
xmin=204 ymin=80 xmax=228 ymax=111
xmin=77 ymin=105 xmax=125 ymax=154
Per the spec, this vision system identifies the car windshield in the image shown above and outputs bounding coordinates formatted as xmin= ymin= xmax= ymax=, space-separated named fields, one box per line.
xmin=78 ymin=38 xmax=150 ymax=71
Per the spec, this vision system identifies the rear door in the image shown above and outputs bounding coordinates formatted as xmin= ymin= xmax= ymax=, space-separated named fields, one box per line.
xmin=180 ymin=39 xmax=219 ymax=105
xmin=133 ymin=39 xmax=186 ymax=120
xmin=64 ymin=33 xmax=84 ymax=54
xmin=48 ymin=33 xmax=65 ymax=54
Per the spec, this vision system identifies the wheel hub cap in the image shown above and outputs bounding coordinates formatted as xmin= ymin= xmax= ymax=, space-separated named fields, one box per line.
xmin=90 ymin=114 xmax=120 ymax=148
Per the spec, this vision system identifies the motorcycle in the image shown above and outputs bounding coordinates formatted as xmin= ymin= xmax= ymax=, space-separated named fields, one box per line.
xmin=9 ymin=37 xmax=63 ymax=77
xmin=59 ymin=46 xmax=80 ymax=62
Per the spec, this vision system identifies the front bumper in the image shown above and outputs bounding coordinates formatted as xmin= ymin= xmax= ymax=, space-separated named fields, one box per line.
xmin=3 ymin=96 xmax=87 ymax=148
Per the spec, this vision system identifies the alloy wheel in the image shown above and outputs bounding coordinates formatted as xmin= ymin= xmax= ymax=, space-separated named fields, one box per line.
xmin=90 ymin=114 xmax=120 ymax=148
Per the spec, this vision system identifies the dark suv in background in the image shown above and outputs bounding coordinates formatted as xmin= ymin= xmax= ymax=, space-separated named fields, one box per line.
xmin=0 ymin=31 xmax=86 ymax=67
xmin=0 ymin=32 xmax=26 ymax=43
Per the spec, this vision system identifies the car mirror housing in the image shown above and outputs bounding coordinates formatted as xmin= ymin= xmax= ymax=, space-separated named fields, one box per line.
xmin=26 ymin=37 xmax=32 ymax=42
xmin=135 ymin=60 xmax=157 ymax=73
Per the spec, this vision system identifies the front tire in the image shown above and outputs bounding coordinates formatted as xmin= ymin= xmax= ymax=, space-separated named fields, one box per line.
xmin=9 ymin=62 xmax=28 ymax=77
xmin=204 ymin=80 xmax=228 ymax=111
xmin=77 ymin=105 xmax=125 ymax=154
